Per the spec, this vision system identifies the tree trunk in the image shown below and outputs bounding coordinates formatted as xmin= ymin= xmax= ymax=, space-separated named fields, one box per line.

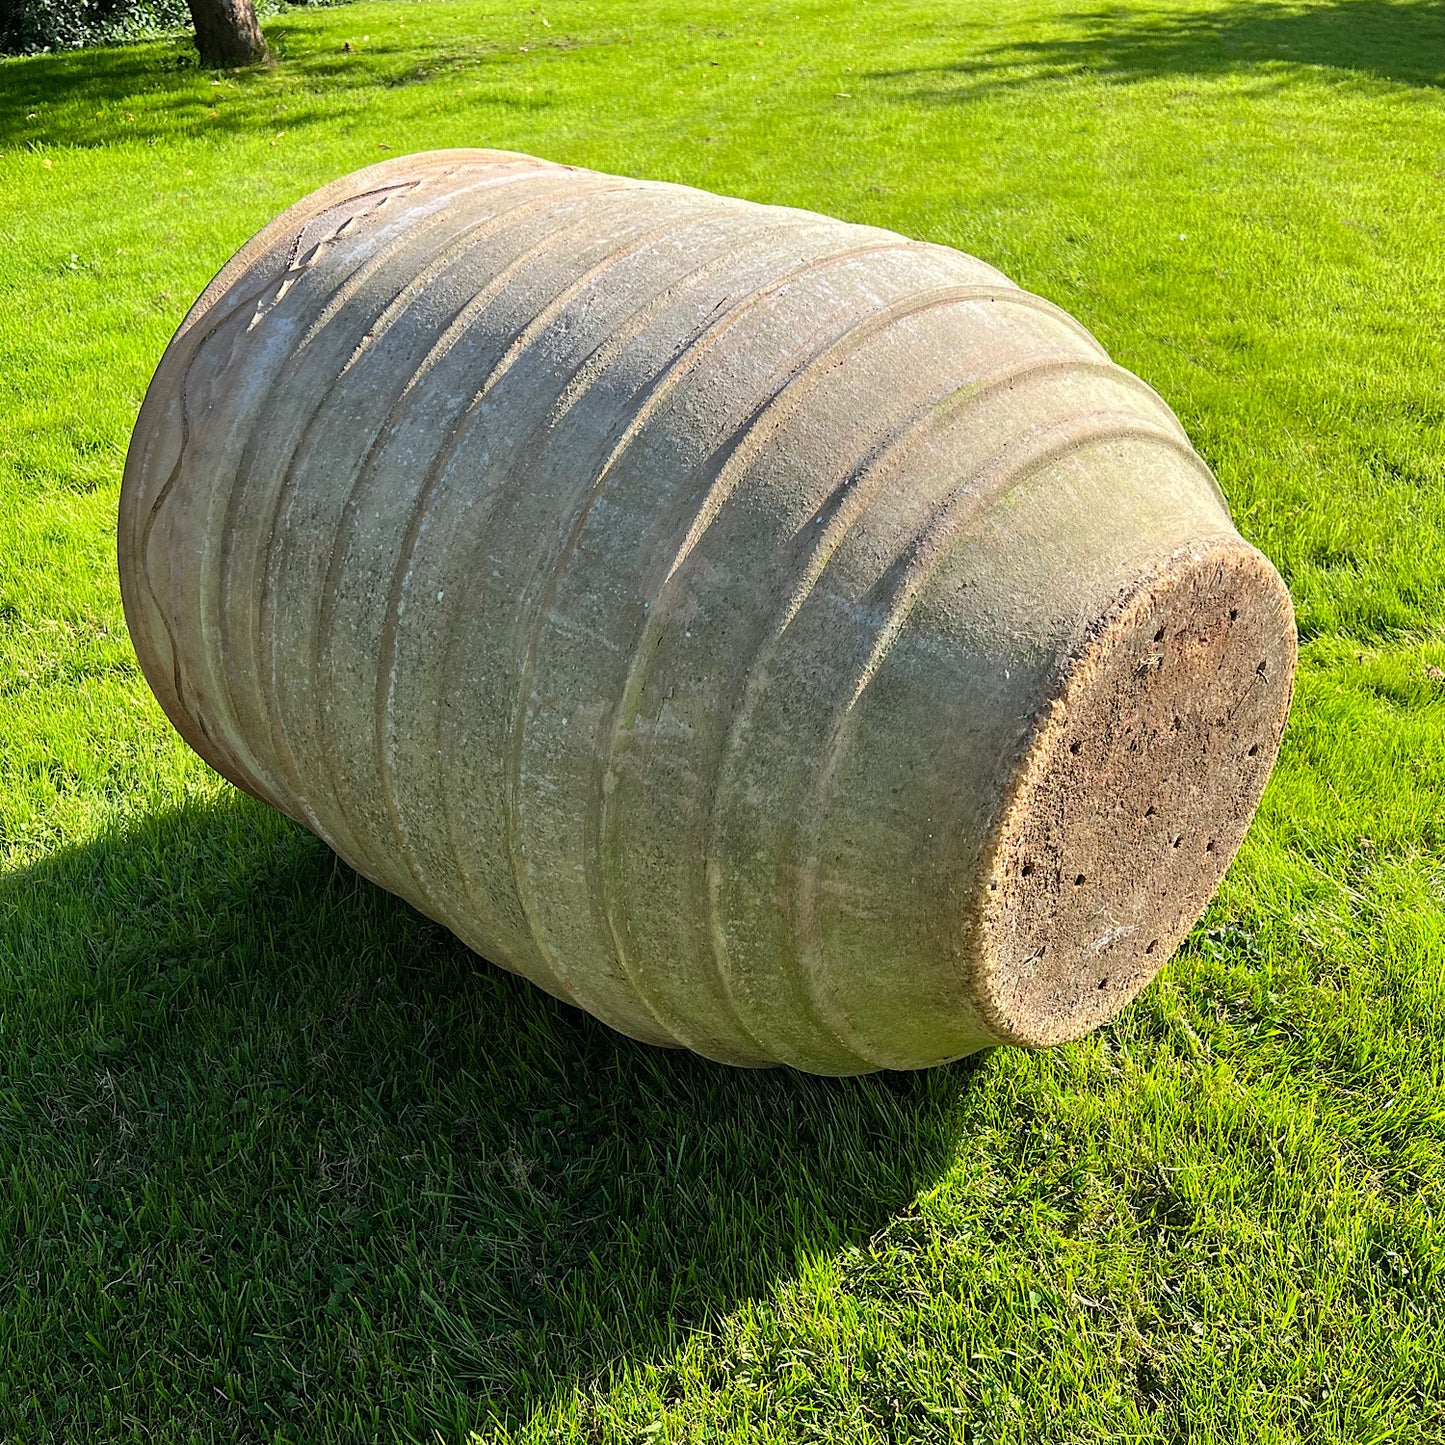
xmin=187 ymin=0 xmax=269 ymax=68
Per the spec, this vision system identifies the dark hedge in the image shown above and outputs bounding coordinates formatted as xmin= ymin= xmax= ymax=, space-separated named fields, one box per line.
xmin=0 ymin=0 xmax=318 ymax=55
xmin=1 ymin=0 xmax=193 ymax=54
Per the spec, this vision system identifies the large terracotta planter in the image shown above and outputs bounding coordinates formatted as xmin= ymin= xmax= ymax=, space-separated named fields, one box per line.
xmin=119 ymin=150 xmax=1295 ymax=1073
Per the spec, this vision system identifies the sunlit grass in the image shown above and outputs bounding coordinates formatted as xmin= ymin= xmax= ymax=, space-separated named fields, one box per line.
xmin=1 ymin=0 xmax=1443 ymax=1439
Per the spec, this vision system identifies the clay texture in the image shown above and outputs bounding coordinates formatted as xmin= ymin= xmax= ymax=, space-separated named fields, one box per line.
xmin=119 ymin=149 xmax=1296 ymax=1073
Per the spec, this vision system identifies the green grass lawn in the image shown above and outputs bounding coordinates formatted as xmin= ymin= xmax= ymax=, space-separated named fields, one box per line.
xmin=2 ymin=0 xmax=1444 ymax=1438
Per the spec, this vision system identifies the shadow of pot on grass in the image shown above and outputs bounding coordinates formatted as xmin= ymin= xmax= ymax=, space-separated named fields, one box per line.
xmin=0 ymin=788 xmax=979 ymax=1439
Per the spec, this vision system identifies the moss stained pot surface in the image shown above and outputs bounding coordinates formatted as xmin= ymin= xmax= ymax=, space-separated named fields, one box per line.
xmin=118 ymin=149 xmax=1296 ymax=1074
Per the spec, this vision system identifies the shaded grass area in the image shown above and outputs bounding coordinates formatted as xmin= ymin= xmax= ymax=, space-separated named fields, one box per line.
xmin=1 ymin=793 xmax=970 ymax=1436
xmin=2 ymin=0 xmax=1444 ymax=1439
xmin=869 ymin=0 xmax=1445 ymax=93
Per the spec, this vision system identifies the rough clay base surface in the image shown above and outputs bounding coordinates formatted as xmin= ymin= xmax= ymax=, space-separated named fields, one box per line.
xmin=975 ymin=538 xmax=1297 ymax=1048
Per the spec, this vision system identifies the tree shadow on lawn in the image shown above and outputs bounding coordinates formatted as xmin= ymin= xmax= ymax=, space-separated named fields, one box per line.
xmin=868 ymin=0 xmax=1445 ymax=100
xmin=0 ymin=788 xmax=980 ymax=1438
xmin=0 ymin=19 xmax=534 ymax=153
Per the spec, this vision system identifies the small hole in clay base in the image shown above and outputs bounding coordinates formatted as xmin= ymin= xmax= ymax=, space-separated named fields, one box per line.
xmin=1154 ymin=627 xmax=1165 ymax=642
xmin=1098 ymin=976 xmax=1109 ymax=990
xmin=1074 ymin=873 xmax=1086 ymax=886
xmin=1171 ymin=835 xmax=1183 ymax=848
xmin=1144 ymin=805 xmax=1156 ymax=818
xmin=1229 ymin=608 xmax=1239 ymax=621
xmin=1020 ymin=862 xmax=1033 ymax=877
xmin=989 ymin=882 xmax=997 ymax=891
xmin=1205 ymin=839 xmax=1216 ymax=853
xmin=1247 ymin=743 xmax=1259 ymax=757
xmin=1145 ymin=939 xmax=1159 ymax=955
xmin=1171 ymin=716 xmax=1182 ymax=732
xmin=1068 ymin=739 xmax=1081 ymax=755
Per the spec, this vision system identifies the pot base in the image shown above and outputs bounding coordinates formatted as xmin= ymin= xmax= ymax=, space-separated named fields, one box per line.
xmin=974 ymin=537 xmax=1296 ymax=1048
